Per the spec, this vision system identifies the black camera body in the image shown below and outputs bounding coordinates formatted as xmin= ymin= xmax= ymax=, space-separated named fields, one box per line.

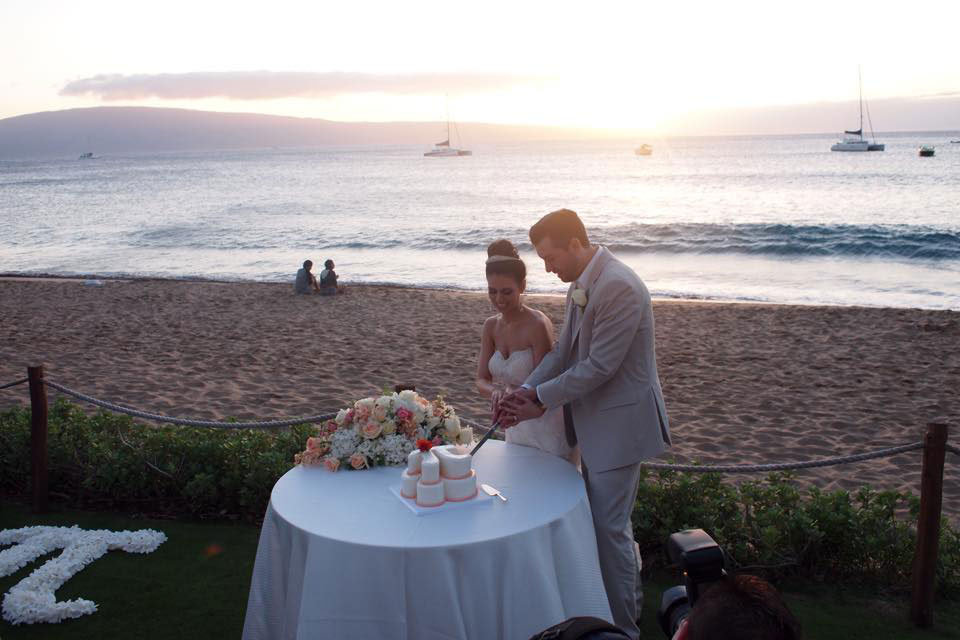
xmin=657 ymin=529 xmax=727 ymax=638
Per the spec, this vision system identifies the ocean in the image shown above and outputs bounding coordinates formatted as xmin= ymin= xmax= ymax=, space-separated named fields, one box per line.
xmin=2 ymin=131 xmax=959 ymax=310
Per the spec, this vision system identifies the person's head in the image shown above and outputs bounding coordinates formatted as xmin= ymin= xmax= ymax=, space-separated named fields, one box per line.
xmin=528 ymin=208 xmax=592 ymax=283
xmin=302 ymin=260 xmax=313 ymax=271
xmin=324 ymin=259 xmax=334 ymax=270
xmin=485 ymin=239 xmax=526 ymax=314
xmin=675 ymin=574 xmax=801 ymax=640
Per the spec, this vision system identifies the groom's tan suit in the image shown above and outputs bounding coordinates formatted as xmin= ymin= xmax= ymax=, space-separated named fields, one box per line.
xmin=524 ymin=246 xmax=670 ymax=639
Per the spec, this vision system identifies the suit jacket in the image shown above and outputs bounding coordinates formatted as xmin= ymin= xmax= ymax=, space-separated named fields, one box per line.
xmin=525 ymin=247 xmax=671 ymax=472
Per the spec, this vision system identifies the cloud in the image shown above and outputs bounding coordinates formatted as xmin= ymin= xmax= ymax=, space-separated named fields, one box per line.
xmin=60 ymin=71 xmax=540 ymax=101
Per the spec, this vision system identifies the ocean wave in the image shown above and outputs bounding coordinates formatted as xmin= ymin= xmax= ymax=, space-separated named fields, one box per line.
xmin=124 ymin=222 xmax=960 ymax=261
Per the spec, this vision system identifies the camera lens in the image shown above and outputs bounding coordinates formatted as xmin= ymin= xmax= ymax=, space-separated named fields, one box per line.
xmin=658 ymin=585 xmax=691 ymax=637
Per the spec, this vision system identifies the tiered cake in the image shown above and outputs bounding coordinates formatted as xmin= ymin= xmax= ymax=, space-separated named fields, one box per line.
xmin=400 ymin=445 xmax=478 ymax=507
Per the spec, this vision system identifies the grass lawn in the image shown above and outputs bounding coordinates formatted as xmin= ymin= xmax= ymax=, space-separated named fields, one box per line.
xmin=1 ymin=502 xmax=958 ymax=639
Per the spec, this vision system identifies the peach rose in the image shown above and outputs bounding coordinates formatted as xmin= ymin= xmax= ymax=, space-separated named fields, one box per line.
xmin=300 ymin=448 xmax=322 ymax=465
xmin=323 ymin=456 xmax=341 ymax=472
xmin=360 ymin=420 xmax=383 ymax=439
xmin=372 ymin=404 xmax=388 ymax=422
xmin=349 ymin=453 xmax=368 ymax=470
xmin=306 ymin=437 xmax=323 ymax=451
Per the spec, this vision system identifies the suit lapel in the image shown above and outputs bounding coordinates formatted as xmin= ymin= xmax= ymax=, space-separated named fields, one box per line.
xmin=565 ymin=248 xmax=613 ymax=358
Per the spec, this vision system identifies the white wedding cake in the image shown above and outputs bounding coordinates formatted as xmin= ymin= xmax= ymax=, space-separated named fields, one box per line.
xmin=400 ymin=444 xmax=478 ymax=507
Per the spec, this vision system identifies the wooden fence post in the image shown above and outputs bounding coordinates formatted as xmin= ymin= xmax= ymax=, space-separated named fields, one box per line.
xmin=910 ymin=422 xmax=948 ymax=627
xmin=28 ymin=365 xmax=49 ymax=512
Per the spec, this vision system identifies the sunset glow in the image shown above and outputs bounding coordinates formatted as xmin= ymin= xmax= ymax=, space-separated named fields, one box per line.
xmin=2 ymin=0 xmax=958 ymax=132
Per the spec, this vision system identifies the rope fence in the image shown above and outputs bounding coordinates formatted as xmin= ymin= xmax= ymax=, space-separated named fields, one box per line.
xmin=42 ymin=380 xmax=337 ymax=430
xmin=0 ymin=378 xmax=28 ymax=391
xmin=1 ymin=375 xmax=951 ymax=472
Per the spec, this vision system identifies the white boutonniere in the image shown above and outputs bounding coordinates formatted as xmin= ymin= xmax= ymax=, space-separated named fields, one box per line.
xmin=571 ymin=287 xmax=588 ymax=308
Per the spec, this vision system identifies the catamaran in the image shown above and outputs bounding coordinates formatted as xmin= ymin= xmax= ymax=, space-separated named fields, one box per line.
xmin=424 ymin=100 xmax=472 ymax=157
xmin=831 ymin=67 xmax=884 ymax=152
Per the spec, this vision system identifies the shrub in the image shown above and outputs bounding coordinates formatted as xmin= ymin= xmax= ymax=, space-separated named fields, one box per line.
xmin=0 ymin=399 xmax=312 ymax=520
xmin=634 ymin=468 xmax=959 ymax=597
xmin=1 ymin=400 xmax=957 ymax=595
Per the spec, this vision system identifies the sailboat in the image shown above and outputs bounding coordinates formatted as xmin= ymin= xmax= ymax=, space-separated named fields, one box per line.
xmin=831 ymin=67 xmax=884 ymax=152
xmin=424 ymin=100 xmax=472 ymax=157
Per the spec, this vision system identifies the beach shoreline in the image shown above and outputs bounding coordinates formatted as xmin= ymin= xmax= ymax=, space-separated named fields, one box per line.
xmin=1 ymin=278 xmax=957 ymax=518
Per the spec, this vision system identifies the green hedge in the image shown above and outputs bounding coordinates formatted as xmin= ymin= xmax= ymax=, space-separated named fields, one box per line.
xmin=0 ymin=400 xmax=311 ymax=519
xmin=1 ymin=400 xmax=957 ymax=595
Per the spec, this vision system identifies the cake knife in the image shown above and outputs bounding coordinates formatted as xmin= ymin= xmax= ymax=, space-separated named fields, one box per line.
xmin=470 ymin=420 xmax=500 ymax=455
xmin=481 ymin=484 xmax=507 ymax=502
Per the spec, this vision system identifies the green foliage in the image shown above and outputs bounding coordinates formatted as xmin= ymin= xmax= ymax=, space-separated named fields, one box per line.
xmin=2 ymin=401 xmax=957 ymax=597
xmin=634 ymin=468 xmax=960 ymax=597
xmin=0 ymin=399 xmax=312 ymax=521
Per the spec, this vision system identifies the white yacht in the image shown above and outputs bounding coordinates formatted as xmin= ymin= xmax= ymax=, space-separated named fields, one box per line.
xmin=831 ymin=67 xmax=884 ymax=152
xmin=424 ymin=100 xmax=471 ymax=157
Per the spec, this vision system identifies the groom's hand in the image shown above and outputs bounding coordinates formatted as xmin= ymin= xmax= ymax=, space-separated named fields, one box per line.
xmin=499 ymin=388 xmax=545 ymax=426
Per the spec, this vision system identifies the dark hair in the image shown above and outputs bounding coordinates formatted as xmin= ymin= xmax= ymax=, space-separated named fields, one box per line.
xmin=687 ymin=574 xmax=801 ymax=640
xmin=529 ymin=208 xmax=590 ymax=249
xmin=324 ymin=259 xmax=334 ymax=270
xmin=485 ymin=239 xmax=526 ymax=284
xmin=303 ymin=260 xmax=313 ymax=270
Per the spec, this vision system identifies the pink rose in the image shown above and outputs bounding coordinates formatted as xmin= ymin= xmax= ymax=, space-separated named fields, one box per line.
xmin=349 ymin=453 xmax=368 ymax=470
xmin=323 ymin=457 xmax=341 ymax=472
xmin=360 ymin=421 xmax=383 ymax=439
xmin=345 ymin=409 xmax=355 ymax=423
xmin=395 ymin=407 xmax=412 ymax=422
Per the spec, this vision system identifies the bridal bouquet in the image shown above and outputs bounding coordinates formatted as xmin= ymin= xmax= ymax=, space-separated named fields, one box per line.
xmin=294 ymin=389 xmax=473 ymax=471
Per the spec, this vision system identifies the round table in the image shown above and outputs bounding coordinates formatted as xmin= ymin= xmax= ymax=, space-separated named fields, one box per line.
xmin=242 ymin=440 xmax=612 ymax=640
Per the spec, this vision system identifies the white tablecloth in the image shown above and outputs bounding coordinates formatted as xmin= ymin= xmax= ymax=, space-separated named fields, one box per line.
xmin=242 ymin=440 xmax=612 ymax=640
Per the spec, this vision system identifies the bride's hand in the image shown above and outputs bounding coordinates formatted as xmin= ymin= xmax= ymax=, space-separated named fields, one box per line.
xmin=490 ymin=389 xmax=503 ymax=415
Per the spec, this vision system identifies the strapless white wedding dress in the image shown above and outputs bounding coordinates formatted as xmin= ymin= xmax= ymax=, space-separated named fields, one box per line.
xmin=488 ymin=349 xmax=577 ymax=464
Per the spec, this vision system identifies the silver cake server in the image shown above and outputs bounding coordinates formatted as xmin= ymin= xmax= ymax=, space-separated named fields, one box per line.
xmin=481 ymin=483 xmax=507 ymax=502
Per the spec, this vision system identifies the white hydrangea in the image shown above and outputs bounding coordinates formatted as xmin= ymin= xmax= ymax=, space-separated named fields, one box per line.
xmin=330 ymin=428 xmax=361 ymax=460
xmin=380 ymin=434 xmax=415 ymax=466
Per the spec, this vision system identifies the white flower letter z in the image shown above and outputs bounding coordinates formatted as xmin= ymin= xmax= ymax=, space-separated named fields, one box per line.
xmin=0 ymin=525 xmax=166 ymax=625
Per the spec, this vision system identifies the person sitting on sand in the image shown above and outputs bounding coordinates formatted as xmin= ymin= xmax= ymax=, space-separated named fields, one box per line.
xmin=318 ymin=259 xmax=344 ymax=295
xmin=294 ymin=260 xmax=321 ymax=295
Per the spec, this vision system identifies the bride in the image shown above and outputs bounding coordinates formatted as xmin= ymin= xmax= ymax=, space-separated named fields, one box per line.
xmin=475 ymin=239 xmax=577 ymax=465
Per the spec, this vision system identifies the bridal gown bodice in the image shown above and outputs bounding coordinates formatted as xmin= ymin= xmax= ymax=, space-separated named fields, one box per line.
xmin=488 ymin=349 xmax=576 ymax=463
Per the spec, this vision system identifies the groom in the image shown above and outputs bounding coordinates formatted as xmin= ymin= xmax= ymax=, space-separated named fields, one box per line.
xmin=498 ymin=208 xmax=671 ymax=639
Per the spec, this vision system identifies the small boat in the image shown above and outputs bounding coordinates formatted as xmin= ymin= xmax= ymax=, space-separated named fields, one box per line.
xmin=831 ymin=67 xmax=883 ymax=152
xmin=918 ymin=146 xmax=935 ymax=157
xmin=424 ymin=141 xmax=472 ymax=157
xmin=634 ymin=144 xmax=652 ymax=156
xmin=424 ymin=99 xmax=471 ymax=157
xmin=78 ymin=152 xmax=94 ymax=159
xmin=951 ymin=140 xmax=960 ymax=144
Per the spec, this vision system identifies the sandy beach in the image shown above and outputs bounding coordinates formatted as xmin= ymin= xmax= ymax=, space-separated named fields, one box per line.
xmin=1 ymin=277 xmax=957 ymax=518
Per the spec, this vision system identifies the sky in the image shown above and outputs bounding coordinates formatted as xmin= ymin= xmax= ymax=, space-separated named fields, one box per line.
xmin=2 ymin=0 xmax=958 ymax=133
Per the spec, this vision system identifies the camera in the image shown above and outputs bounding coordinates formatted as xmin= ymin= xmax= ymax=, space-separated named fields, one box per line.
xmin=657 ymin=529 xmax=727 ymax=638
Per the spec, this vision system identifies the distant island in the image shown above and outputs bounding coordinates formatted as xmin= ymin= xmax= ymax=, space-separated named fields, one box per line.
xmin=1 ymin=96 xmax=958 ymax=159
xmin=0 ymin=107 xmax=623 ymax=159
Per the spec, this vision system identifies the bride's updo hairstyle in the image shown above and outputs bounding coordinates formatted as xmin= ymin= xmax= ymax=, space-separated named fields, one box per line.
xmin=485 ymin=239 xmax=526 ymax=284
